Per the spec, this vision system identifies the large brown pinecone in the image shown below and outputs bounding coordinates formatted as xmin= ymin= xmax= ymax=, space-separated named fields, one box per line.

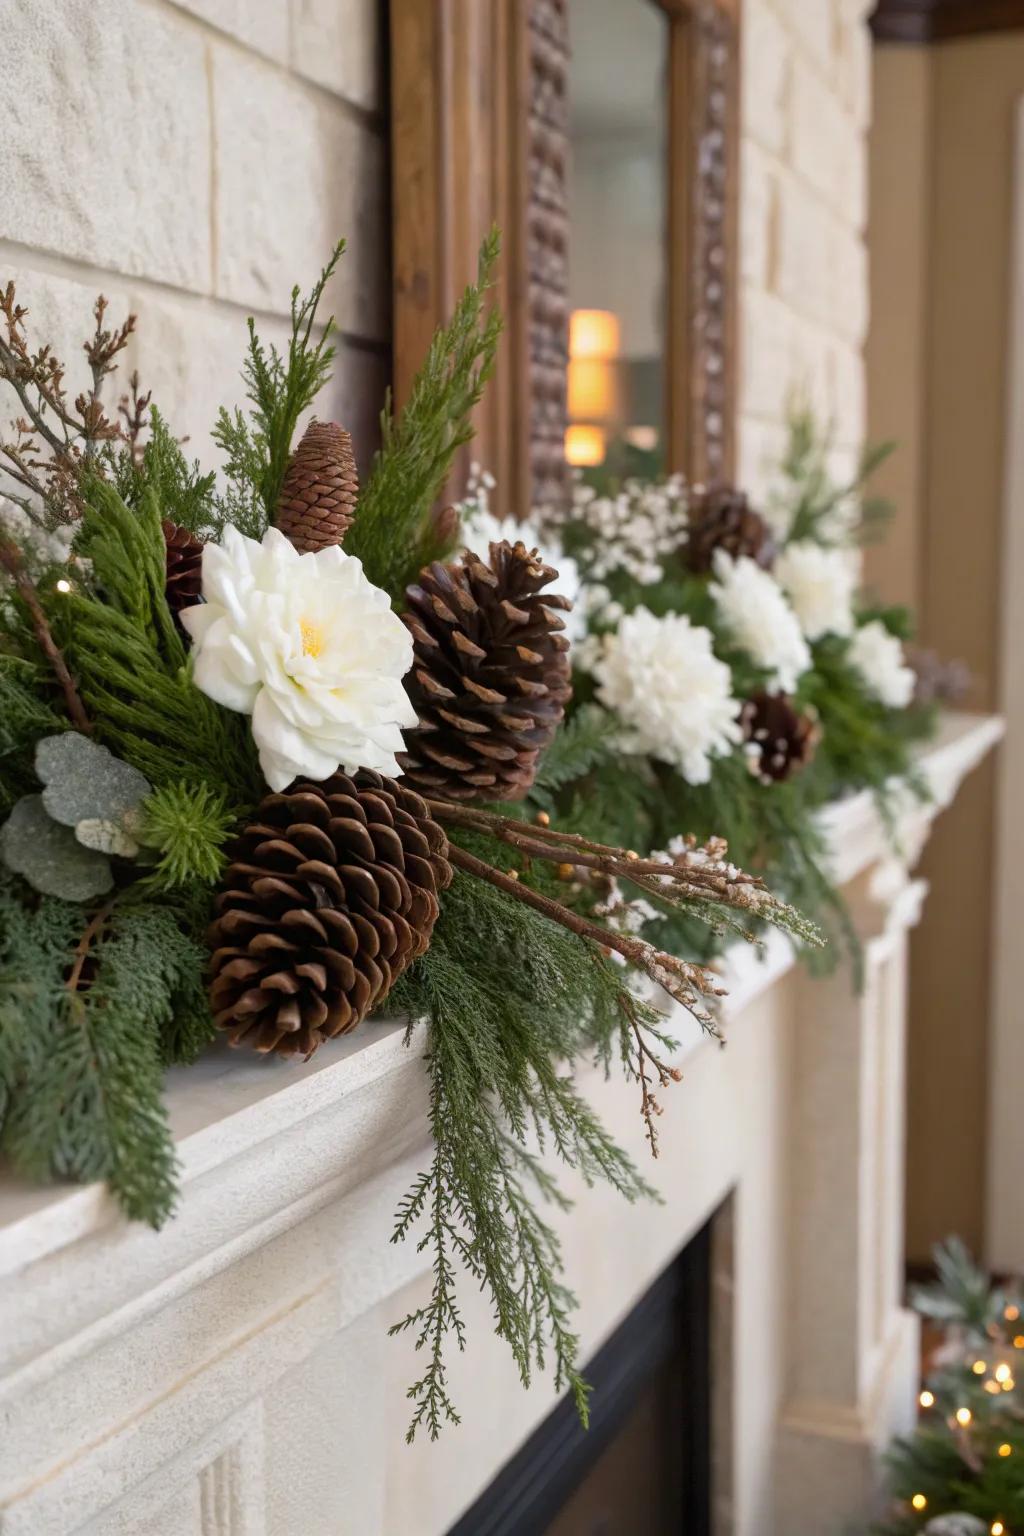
xmin=276 ymin=419 xmax=358 ymax=553
xmin=207 ymin=772 xmax=452 ymax=1057
xmin=162 ymin=519 xmax=204 ymax=616
xmin=398 ymin=540 xmax=572 ymax=802
xmin=741 ymin=691 xmax=819 ymax=784
xmin=685 ymin=486 xmax=775 ymax=573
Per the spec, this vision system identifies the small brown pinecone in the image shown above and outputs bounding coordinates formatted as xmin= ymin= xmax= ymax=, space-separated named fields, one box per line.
xmin=276 ymin=419 xmax=358 ymax=553
xmin=741 ymin=691 xmax=819 ymax=784
xmin=207 ymin=772 xmax=452 ymax=1058
xmin=685 ymin=486 xmax=775 ymax=573
xmin=162 ymin=519 xmax=204 ymax=616
xmin=399 ymin=541 xmax=573 ymax=802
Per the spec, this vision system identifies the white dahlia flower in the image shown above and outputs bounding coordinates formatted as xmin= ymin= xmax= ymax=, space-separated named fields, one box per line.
xmin=181 ymin=525 xmax=417 ymax=791
xmin=592 ymin=606 xmax=742 ymax=784
xmin=847 ymin=619 xmax=915 ymax=708
xmin=774 ymin=540 xmax=859 ymax=640
xmin=709 ymin=551 xmax=811 ymax=693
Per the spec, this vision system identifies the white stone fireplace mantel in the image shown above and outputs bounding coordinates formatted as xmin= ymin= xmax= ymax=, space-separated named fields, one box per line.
xmin=0 ymin=713 xmax=1002 ymax=1536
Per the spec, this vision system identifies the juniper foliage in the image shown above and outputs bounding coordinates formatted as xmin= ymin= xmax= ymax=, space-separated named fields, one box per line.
xmin=346 ymin=230 xmax=503 ymax=601
xmin=212 ymin=242 xmax=345 ymax=538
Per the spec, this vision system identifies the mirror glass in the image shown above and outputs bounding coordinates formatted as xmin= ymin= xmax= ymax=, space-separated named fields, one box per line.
xmin=567 ymin=0 xmax=669 ymax=481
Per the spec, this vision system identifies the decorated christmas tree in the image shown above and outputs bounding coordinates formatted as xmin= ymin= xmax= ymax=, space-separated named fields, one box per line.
xmin=874 ymin=1239 xmax=1024 ymax=1536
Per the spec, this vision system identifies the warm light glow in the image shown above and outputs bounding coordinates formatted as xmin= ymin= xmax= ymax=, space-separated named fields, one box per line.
xmin=625 ymin=424 xmax=659 ymax=452
xmin=1003 ymin=1377 xmax=1016 ymax=1392
xmin=564 ymin=425 xmax=607 ymax=468
xmin=568 ymin=357 xmax=619 ymax=422
xmin=55 ymin=578 xmax=72 ymax=594
xmin=1006 ymin=1305 xmax=1020 ymax=1321
xmin=1014 ymin=1335 xmax=1024 ymax=1348
xmin=569 ymin=309 xmax=620 ymax=361
xmin=974 ymin=1359 xmax=988 ymax=1374
xmin=991 ymin=1522 xmax=1005 ymax=1536
xmin=919 ymin=1390 xmax=935 ymax=1408
xmin=911 ymin=1494 xmax=927 ymax=1511
xmin=996 ymin=1363 xmax=1012 ymax=1383
xmin=999 ymin=1442 xmax=1013 ymax=1457
xmin=957 ymin=1407 xmax=973 ymax=1426
xmin=987 ymin=1380 xmax=1003 ymax=1394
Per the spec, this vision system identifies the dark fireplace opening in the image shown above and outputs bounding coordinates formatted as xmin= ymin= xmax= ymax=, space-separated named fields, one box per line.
xmin=448 ymin=1215 xmax=714 ymax=1536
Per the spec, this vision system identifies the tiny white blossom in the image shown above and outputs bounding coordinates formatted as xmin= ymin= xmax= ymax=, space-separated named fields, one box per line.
xmin=182 ymin=525 xmax=417 ymax=792
xmin=848 ymin=619 xmax=915 ymax=708
xmin=539 ymin=474 xmax=691 ymax=586
xmin=709 ymin=551 xmax=811 ymax=693
xmin=592 ymin=606 xmax=742 ymax=784
xmin=774 ymin=540 xmax=860 ymax=640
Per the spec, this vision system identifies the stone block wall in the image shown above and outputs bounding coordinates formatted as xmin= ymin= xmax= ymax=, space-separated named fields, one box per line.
xmin=1 ymin=0 xmax=388 ymax=482
xmin=738 ymin=0 xmax=872 ymax=500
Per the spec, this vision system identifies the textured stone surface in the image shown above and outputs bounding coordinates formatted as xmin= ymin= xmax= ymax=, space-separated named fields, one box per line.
xmin=290 ymin=0 xmax=381 ymax=109
xmin=212 ymin=44 xmax=387 ymax=337
xmin=172 ymin=0 xmax=289 ymax=61
xmin=1 ymin=0 xmax=211 ymax=292
xmin=742 ymin=1 xmax=792 ymax=157
xmin=739 ymin=0 xmax=869 ymax=471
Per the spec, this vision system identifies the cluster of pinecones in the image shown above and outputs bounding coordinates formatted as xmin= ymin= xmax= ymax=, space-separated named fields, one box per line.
xmin=164 ymin=420 xmax=572 ymax=1057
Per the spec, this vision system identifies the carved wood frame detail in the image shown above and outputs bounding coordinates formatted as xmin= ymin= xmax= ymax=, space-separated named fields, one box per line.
xmin=389 ymin=0 xmax=741 ymax=513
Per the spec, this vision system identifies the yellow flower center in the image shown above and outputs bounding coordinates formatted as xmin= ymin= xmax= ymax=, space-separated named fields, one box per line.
xmin=300 ymin=618 xmax=325 ymax=659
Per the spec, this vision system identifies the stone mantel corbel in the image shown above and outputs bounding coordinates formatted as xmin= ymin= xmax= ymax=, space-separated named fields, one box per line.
xmin=0 ymin=712 xmax=1002 ymax=1536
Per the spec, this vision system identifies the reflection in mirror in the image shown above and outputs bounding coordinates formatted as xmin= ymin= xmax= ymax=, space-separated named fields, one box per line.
xmin=568 ymin=0 xmax=669 ymax=483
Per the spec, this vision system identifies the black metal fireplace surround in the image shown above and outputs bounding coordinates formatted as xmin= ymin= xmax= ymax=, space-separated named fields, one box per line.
xmin=447 ymin=1218 xmax=713 ymax=1536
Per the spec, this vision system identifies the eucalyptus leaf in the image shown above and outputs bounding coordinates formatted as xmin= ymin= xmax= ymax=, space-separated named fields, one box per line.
xmin=75 ymin=815 xmax=142 ymax=858
xmin=0 ymin=795 xmax=113 ymax=900
xmin=35 ymin=732 xmax=151 ymax=835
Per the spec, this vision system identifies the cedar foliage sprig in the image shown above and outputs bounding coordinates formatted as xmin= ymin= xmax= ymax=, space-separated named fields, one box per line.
xmin=0 ymin=876 xmax=211 ymax=1226
xmin=346 ymin=229 xmax=503 ymax=600
xmin=212 ymin=241 xmax=345 ymax=538
xmin=388 ymin=856 xmax=660 ymax=1441
xmin=773 ymin=401 xmax=895 ymax=548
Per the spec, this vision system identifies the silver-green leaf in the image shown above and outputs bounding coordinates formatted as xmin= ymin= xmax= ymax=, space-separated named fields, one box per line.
xmin=0 ymin=795 xmax=114 ymax=900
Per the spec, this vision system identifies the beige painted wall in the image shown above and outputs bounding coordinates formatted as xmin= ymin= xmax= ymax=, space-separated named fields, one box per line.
xmin=867 ymin=32 xmax=1024 ymax=1263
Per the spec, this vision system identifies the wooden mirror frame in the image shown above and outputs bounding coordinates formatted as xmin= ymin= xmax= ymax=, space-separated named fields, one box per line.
xmin=390 ymin=0 xmax=741 ymax=514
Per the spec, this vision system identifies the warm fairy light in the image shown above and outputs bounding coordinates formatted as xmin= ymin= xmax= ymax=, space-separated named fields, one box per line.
xmin=999 ymin=1442 xmax=1013 ymax=1457
xmin=1003 ymin=1377 xmax=1016 ymax=1392
xmin=564 ymin=424 xmax=607 ymax=467
xmin=911 ymin=1494 xmax=927 ymax=1511
xmin=919 ymin=1390 xmax=935 ymax=1408
xmin=1006 ymin=1305 xmax=1020 ymax=1321
xmin=569 ymin=309 xmax=620 ymax=360
xmin=956 ymin=1407 xmax=973 ymax=1426
xmin=55 ymin=578 xmax=72 ymax=593
xmin=991 ymin=1522 xmax=1005 ymax=1536
xmin=996 ymin=1363 xmax=1012 ymax=1383
xmin=987 ymin=1380 xmax=1003 ymax=1394
xmin=1014 ymin=1335 xmax=1024 ymax=1349
xmin=974 ymin=1359 xmax=988 ymax=1374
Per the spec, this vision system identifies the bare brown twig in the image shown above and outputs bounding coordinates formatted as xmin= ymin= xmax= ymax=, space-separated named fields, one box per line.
xmin=0 ymin=532 xmax=91 ymax=732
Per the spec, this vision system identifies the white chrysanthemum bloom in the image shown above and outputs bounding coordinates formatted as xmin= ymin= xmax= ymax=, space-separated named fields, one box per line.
xmin=458 ymin=468 xmax=586 ymax=643
xmin=774 ymin=540 xmax=860 ymax=640
xmin=709 ymin=551 xmax=811 ymax=693
xmin=181 ymin=525 xmax=417 ymax=792
xmin=592 ymin=606 xmax=742 ymax=784
xmin=847 ymin=619 xmax=915 ymax=708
